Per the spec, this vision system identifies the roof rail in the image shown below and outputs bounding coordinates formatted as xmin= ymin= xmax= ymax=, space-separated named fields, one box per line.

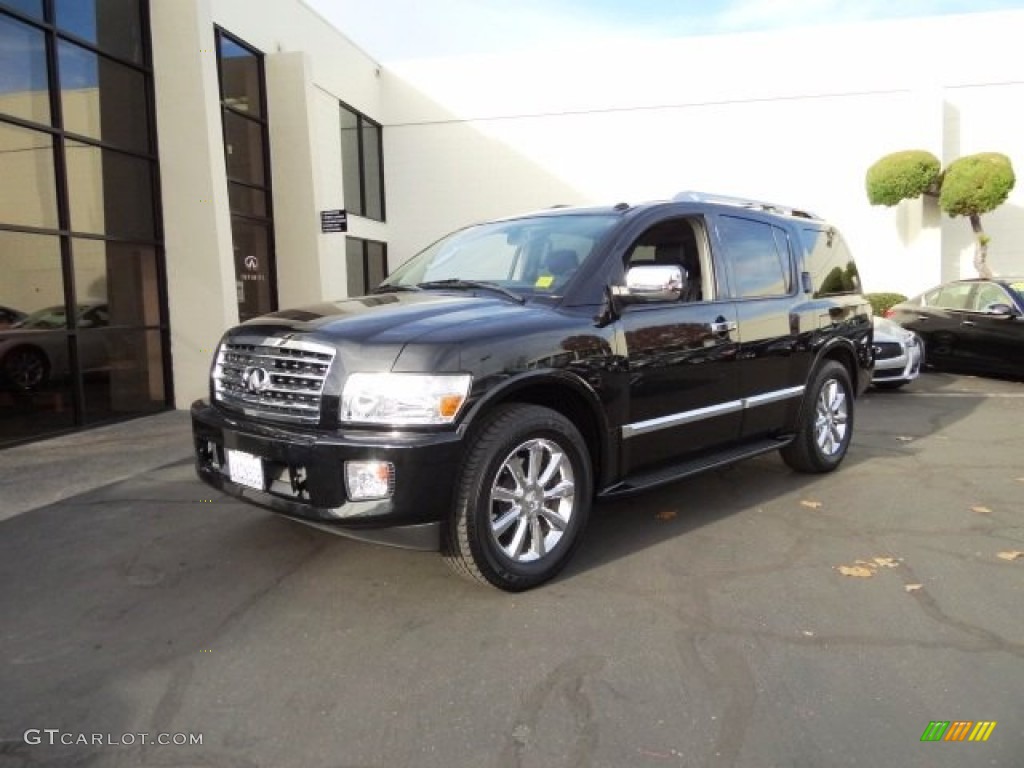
xmin=673 ymin=190 xmax=820 ymax=220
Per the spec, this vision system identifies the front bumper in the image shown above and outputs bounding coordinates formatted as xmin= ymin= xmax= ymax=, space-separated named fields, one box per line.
xmin=872 ymin=335 xmax=923 ymax=384
xmin=191 ymin=400 xmax=464 ymax=550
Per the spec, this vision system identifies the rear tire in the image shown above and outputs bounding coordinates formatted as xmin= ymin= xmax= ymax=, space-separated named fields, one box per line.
xmin=781 ymin=361 xmax=854 ymax=473
xmin=443 ymin=404 xmax=592 ymax=591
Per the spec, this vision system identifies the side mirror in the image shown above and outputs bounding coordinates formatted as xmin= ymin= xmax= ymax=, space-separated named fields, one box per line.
xmin=617 ymin=265 xmax=685 ymax=303
xmin=985 ymin=303 xmax=1017 ymax=317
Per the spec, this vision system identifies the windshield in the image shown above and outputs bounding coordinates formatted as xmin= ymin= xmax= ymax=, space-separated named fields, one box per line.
xmin=380 ymin=214 xmax=618 ymax=297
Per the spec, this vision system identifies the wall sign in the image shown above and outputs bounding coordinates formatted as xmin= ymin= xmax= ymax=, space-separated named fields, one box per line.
xmin=320 ymin=209 xmax=348 ymax=233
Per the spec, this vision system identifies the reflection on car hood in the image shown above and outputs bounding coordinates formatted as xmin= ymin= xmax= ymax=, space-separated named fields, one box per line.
xmin=873 ymin=316 xmax=914 ymax=342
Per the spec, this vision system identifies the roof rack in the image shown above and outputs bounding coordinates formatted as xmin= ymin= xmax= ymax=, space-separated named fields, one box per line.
xmin=673 ymin=190 xmax=820 ymax=220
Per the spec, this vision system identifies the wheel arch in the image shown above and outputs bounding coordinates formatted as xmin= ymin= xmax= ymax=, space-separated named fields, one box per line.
xmin=460 ymin=371 xmax=610 ymax=490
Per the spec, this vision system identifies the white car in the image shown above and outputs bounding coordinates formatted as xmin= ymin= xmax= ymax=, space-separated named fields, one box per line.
xmin=871 ymin=316 xmax=923 ymax=389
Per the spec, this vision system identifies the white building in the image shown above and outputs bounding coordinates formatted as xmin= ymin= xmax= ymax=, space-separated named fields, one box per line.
xmin=1 ymin=0 xmax=1021 ymax=445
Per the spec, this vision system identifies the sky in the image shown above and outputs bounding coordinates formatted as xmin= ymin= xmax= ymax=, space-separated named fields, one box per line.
xmin=303 ymin=0 xmax=1024 ymax=62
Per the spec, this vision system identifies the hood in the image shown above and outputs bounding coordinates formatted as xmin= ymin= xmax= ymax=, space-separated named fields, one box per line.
xmin=872 ymin=316 xmax=913 ymax=342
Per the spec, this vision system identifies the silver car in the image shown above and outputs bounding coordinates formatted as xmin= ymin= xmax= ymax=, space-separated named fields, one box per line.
xmin=872 ymin=316 xmax=923 ymax=389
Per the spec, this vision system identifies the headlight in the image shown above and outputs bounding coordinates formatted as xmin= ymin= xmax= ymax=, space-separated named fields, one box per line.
xmin=340 ymin=373 xmax=472 ymax=425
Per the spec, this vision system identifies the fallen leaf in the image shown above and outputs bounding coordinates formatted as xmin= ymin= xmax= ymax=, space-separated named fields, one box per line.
xmin=655 ymin=510 xmax=677 ymax=521
xmin=971 ymin=505 xmax=993 ymax=514
xmin=873 ymin=557 xmax=899 ymax=568
xmin=996 ymin=551 xmax=1024 ymax=561
xmin=905 ymin=584 xmax=923 ymax=592
xmin=801 ymin=500 xmax=823 ymax=509
xmin=838 ymin=565 xmax=874 ymax=578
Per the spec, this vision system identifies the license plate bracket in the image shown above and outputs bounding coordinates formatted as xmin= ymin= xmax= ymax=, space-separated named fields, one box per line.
xmin=228 ymin=449 xmax=265 ymax=491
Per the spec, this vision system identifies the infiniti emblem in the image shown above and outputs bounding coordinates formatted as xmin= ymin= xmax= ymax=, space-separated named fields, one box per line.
xmin=244 ymin=366 xmax=271 ymax=393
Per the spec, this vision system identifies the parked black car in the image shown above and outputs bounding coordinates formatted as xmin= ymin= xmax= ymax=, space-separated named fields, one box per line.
xmin=192 ymin=192 xmax=873 ymax=591
xmin=886 ymin=278 xmax=1024 ymax=378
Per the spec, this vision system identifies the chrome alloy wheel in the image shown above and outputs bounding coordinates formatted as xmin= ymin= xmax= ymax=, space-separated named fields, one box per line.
xmin=814 ymin=378 xmax=849 ymax=457
xmin=488 ymin=438 xmax=576 ymax=563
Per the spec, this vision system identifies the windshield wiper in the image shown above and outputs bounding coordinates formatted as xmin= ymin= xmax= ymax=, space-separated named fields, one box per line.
xmin=416 ymin=279 xmax=526 ymax=304
xmin=373 ymin=283 xmax=422 ymax=294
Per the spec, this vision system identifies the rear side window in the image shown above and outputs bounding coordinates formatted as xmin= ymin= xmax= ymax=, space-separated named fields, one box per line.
xmin=717 ymin=215 xmax=792 ymax=298
xmin=801 ymin=227 xmax=860 ymax=297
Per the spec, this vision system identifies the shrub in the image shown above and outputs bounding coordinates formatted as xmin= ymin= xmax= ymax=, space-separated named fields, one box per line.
xmin=865 ymin=292 xmax=908 ymax=316
xmin=865 ymin=150 xmax=941 ymax=206
xmin=938 ymin=152 xmax=1016 ymax=218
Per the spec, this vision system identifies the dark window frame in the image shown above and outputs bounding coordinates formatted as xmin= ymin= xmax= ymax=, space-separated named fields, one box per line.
xmin=0 ymin=1 xmax=172 ymax=447
xmin=346 ymin=236 xmax=388 ymax=296
xmin=214 ymin=26 xmax=278 ymax=321
xmin=340 ymin=101 xmax=385 ymax=222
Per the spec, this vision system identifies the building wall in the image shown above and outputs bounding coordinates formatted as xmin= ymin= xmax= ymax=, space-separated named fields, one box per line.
xmin=382 ymin=10 xmax=1024 ymax=299
xmin=151 ymin=0 xmax=388 ymax=406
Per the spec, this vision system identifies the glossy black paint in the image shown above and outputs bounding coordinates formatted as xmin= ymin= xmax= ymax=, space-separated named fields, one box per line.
xmin=192 ymin=199 xmax=873 ymax=545
xmin=888 ymin=278 xmax=1024 ymax=378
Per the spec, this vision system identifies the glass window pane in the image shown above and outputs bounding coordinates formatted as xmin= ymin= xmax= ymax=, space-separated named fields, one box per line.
xmin=0 ymin=122 xmax=58 ymax=228
xmin=340 ymin=107 xmax=362 ymax=215
xmin=346 ymin=238 xmax=365 ymax=296
xmin=79 ymin=327 xmax=166 ymax=423
xmin=59 ymin=40 xmax=149 ymax=153
xmin=228 ymin=182 xmax=267 ymax=217
xmin=361 ymin=120 xmax=383 ymax=221
xmin=218 ymin=36 xmax=262 ymax=118
xmin=0 ymin=12 xmax=50 ymax=125
xmin=231 ymin=218 xmax=273 ymax=321
xmin=73 ymin=239 xmax=159 ymax=327
xmin=54 ymin=0 xmax=143 ymax=65
xmin=0 ymin=231 xmax=73 ymax=442
xmin=0 ymin=229 xmax=64 ymax=322
xmin=1 ymin=1 xmax=44 ymax=19
xmin=66 ymin=140 xmax=154 ymax=239
xmin=223 ymin=110 xmax=265 ymax=185
xmin=366 ymin=240 xmax=386 ymax=290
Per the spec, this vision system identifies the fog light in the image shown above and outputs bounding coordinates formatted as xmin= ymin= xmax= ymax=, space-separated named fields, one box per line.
xmin=344 ymin=461 xmax=395 ymax=501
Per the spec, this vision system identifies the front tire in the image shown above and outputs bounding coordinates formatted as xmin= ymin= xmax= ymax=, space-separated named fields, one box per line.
xmin=781 ymin=361 xmax=854 ymax=473
xmin=443 ymin=404 xmax=592 ymax=591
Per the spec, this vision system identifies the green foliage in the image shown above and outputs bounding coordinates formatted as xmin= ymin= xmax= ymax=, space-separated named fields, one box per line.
xmin=939 ymin=153 xmax=1016 ymax=218
xmin=865 ymin=292 xmax=908 ymax=316
xmin=865 ymin=150 xmax=941 ymax=206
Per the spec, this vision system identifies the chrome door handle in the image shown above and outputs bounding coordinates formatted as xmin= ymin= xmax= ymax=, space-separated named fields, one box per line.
xmin=710 ymin=320 xmax=737 ymax=334
xmin=961 ymin=320 xmax=976 ymax=327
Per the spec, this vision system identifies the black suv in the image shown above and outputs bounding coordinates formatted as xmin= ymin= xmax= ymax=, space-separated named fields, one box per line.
xmin=192 ymin=192 xmax=873 ymax=591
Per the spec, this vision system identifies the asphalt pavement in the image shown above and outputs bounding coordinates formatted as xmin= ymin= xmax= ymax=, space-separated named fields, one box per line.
xmin=1 ymin=371 xmax=1022 ymax=768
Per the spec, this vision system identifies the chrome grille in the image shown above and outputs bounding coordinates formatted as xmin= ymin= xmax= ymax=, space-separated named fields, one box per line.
xmin=213 ymin=337 xmax=335 ymax=423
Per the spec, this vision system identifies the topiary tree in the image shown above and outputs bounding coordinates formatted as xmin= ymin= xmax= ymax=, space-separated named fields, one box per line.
xmin=938 ymin=153 xmax=1016 ymax=278
xmin=865 ymin=150 xmax=941 ymax=206
xmin=865 ymin=149 xmax=1016 ymax=278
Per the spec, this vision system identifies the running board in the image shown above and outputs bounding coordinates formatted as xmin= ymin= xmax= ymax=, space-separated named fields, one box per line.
xmin=599 ymin=436 xmax=793 ymax=498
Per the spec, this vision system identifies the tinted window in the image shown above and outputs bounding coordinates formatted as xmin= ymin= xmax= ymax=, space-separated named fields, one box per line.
xmin=340 ymin=103 xmax=385 ymax=222
xmin=718 ymin=215 xmax=791 ymax=298
xmin=346 ymin=237 xmax=388 ymax=296
xmin=0 ymin=13 xmax=50 ymax=125
xmin=801 ymin=227 xmax=860 ymax=297
xmin=932 ymin=283 xmax=971 ymax=310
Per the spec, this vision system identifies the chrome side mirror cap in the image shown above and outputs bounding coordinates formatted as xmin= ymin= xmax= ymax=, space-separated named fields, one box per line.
xmin=617 ymin=265 xmax=685 ymax=303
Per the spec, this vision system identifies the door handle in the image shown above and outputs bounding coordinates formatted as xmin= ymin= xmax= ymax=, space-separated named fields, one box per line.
xmin=961 ymin=320 xmax=976 ymax=327
xmin=710 ymin=319 xmax=737 ymax=335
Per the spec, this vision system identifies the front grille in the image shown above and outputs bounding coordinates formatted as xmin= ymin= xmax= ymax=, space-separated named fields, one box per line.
xmin=213 ymin=337 xmax=335 ymax=423
xmin=873 ymin=341 xmax=904 ymax=361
